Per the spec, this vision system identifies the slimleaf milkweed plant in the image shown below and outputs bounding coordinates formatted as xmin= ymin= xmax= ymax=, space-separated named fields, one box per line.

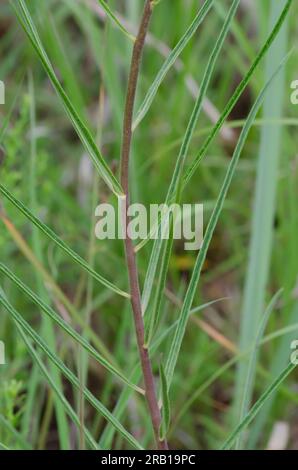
xmin=0 ymin=0 xmax=296 ymax=451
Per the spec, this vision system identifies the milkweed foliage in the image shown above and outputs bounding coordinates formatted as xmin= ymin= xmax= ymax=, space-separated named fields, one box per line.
xmin=0 ymin=0 xmax=297 ymax=450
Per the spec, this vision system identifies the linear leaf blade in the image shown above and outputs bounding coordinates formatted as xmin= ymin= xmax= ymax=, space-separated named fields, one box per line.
xmin=0 ymin=293 xmax=143 ymax=450
xmin=15 ymin=321 xmax=100 ymax=450
xmin=165 ymin=52 xmax=291 ymax=390
xmin=0 ymin=263 xmax=142 ymax=394
xmin=97 ymin=0 xmax=135 ymax=41
xmin=183 ymin=0 xmax=293 ymax=189
xmin=221 ymin=362 xmax=296 ymax=450
xmin=159 ymin=361 xmax=171 ymax=441
xmin=13 ymin=0 xmax=124 ymax=196
xmin=141 ymin=0 xmax=240 ymax=318
xmin=0 ymin=183 xmax=129 ymax=298
xmin=235 ymin=289 xmax=283 ymax=449
xmin=133 ymin=0 xmax=214 ymax=130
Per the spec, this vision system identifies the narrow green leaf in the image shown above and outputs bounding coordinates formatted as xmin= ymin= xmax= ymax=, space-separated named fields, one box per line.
xmin=133 ymin=0 xmax=214 ymax=130
xmin=0 ymin=442 xmax=10 ymax=450
xmin=235 ymin=0 xmax=290 ymax=445
xmin=0 ymin=293 xmax=143 ymax=450
xmin=248 ymin=304 xmax=298 ymax=448
xmin=151 ymin=298 xmax=230 ymax=350
xmin=183 ymin=0 xmax=293 ymax=189
xmin=102 ymin=312 xmax=298 ymax=447
xmin=0 ymin=415 xmax=32 ymax=450
xmin=235 ymin=289 xmax=283 ymax=449
xmin=165 ymin=51 xmax=291 ymax=390
xmin=24 ymin=71 xmax=70 ymax=449
xmin=100 ymin=297 xmax=229 ymax=449
xmin=15 ymin=321 xmax=100 ymax=450
xmin=97 ymin=0 xmax=135 ymax=41
xmin=141 ymin=0 xmax=240 ymax=318
xmin=0 ymin=76 xmax=25 ymax=143
xmin=144 ymin=233 xmax=173 ymax=344
xmin=0 ymin=184 xmax=129 ymax=299
xmin=174 ymin=315 xmax=298 ymax=431
xmin=159 ymin=361 xmax=171 ymax=441
xmin=221 ymin=362 xmax=296 ymax=450
xmin=13 ymin=0 xmax=124 ymax=196
xmin=0 ymin=263 xmax=142 ymax=394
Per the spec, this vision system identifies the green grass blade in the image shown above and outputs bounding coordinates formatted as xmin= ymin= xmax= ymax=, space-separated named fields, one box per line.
xmin=159 ymin=361 xmax=170 ymax=442
xmin=21 ymin=72 xmax=70 ymax=448
xmin=221 ymin=362 xmax=297 ymax=450
xmin=0 ymin=76 xmax=24 ymax=143
xmin=183 ymin=0 xmax=293 ymax=189
xmin=14 ymin=321 xmax=100 ymax=450
xmin=0 ymin=442 xmax=10 ymax=450
xmin=165 ymin=51 xmax=291 ymax=390
xmin=172 ymin=310 xmax=298 ymax=433
xmin=144 ymin=234 xmax=173 ymax=344
xmin=99 ymin=367 xmax=141 ymax=449
xmin=248 ymin=301 xmax=298 ymax=448
xmin=141 ymin=0 xmax=240 ymax=318
xmin=97 ymin=0 xmax=135 ymax=41
xmin=133 ymin=0 xmax=214 ymax=130
xmin=99 ymin=298 xmax=228 ymax=449
xmin=0 ymin=184 xmax=129 ymax=298
xmin=38 ymin=6 xmax=86 ymax=114
xmin=0 ymin=415 xmax=32 ymax=450
xmin=234 ymin=0 xmax=289 ymax=439
xmin=0 ymin=263 xmax=142 ymax=394
xmin=235 ymin=289 xmax=283 ymax=449
xmin=213 ymin=0 xmax=256 ymax=64
xmin=12 ymin=0 xmax=124 ymax=196
xmin=98 ymin=305 xmax=298 ymax=448
xmin=0 ymin=293 xmax=143 ymax=450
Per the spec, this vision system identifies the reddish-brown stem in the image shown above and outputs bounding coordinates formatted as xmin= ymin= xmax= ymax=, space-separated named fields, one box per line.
xmin=120 ymin=0 xmax=168 ymax=451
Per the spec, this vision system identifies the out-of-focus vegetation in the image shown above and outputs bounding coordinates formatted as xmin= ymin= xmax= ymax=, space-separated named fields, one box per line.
xmin=0 ymin=0 xmax=298 ymax=450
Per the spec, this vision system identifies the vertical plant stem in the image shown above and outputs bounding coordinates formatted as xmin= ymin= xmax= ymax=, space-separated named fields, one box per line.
xmin=120 ymin=0 xmax=168 ymax=450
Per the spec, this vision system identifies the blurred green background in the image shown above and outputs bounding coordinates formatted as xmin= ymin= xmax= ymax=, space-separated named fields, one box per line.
xmin=0 ymin=0 xmax=298 ymax=450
